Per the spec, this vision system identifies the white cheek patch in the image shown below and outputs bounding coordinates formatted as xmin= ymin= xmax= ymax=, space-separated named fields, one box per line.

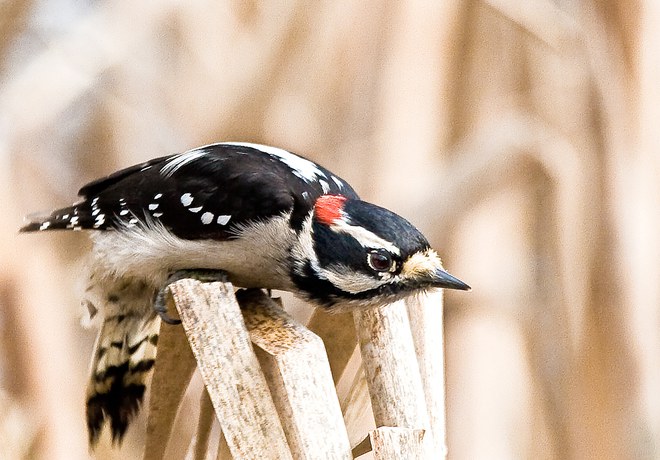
xmin=320 ymin=265 xmax=388 ymax=294
xmin=329 ymin=220 xmax=400 ymax=256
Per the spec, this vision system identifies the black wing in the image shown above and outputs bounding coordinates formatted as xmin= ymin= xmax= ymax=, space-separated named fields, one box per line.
xmin=21 ymin=143 xmax=359 ymax=240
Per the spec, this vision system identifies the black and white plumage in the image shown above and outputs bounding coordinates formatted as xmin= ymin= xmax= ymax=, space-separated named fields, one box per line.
xmin=24 ymin=142 xmax=352 ymax=237
xmin=21 ymin=142 xmax=469 ymax=445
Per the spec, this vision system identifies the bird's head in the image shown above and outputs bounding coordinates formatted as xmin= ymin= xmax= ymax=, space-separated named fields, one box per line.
xmin=290 ymin=194 xmax=469 ymax=310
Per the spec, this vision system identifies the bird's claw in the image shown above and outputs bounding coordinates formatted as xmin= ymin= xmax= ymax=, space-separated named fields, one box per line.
xmin=154 ymin=269 xmax=229 ymax=324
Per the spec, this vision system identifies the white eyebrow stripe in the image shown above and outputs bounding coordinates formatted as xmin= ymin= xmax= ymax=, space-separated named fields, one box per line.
xmin=330 ymin=220 xmax=400 ymax=255
xmin=160 ymin=150 xmax=209 ymax=177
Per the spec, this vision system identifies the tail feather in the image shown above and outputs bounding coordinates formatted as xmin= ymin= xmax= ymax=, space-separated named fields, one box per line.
xmin=20 ymin=204 xmax=93 ymax=232
xmin=20 ymin=196 xmax=116 ymax=232
xmin=87 ymin=312 xmax=160 ymax=445
xmin=82 ymin=272 xmax=159 ymax=446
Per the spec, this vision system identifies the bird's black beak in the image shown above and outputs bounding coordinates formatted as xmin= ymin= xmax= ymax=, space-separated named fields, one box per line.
xmin=433 ymin=268 xmax=470 ymax=291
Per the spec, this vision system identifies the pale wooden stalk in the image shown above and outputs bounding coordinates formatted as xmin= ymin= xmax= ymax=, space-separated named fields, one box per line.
xmin=185 ymin=389 xmax=216 ymax=460
xmin=168 ymin=279 xmax=292 ymax=460
xmin=215 ymin=431 xmax=231 ymax=460
xmin=354 ymin=301 xmax=433 ymax=457
xmin=370 ymin=427 xmax=426 ymax=459
xmin=144 ymin=311 xmax=197 ymax=460
xmin=238 ymin=290 xmax=352 ymax=460
xmin=407 ymin=291 xmax=448 ymax=457
xmin=337 ymin=347 xmax=375 ymax=449
xmin=350 ymin=435 xmax=372 ymax=459
xmin=306 ymin=310 xmax=357 ymax=383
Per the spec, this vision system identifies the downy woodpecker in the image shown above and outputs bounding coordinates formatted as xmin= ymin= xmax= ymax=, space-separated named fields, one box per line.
xmin=21 ymin=142 xmax=469 ymax=444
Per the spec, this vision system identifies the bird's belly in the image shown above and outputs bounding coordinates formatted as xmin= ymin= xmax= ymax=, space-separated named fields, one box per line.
xmin=90 ymin=219 xmax=296 ymax=291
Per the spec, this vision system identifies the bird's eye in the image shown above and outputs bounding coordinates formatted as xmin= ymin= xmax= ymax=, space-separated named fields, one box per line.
xmin=368 ymin=250 xmax=393 ymax=272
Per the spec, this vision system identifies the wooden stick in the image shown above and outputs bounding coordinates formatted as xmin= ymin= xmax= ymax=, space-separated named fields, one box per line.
xmin=338 ymin=351 xmax=375 ymax=449
xmin=168 ymin=279 xmax=292 ymax=460
xmin=187 ymin=389 xmax=216 ymax=460
xmin=407 ymin=291 xmax=448 ymax=457
xmin=354 ymin=301 xmax=433 ymax=456
xmin=238 ymin=289 xmax=352 ymax=460
xmin=144 ymin=308 xmax=197 ymax=460
xmin=351 ymin=435 xmax=372 ymax=459
xmin=215 ymin=431 xmax=231 ymax=460
xmin=370 ymin=427 xmax=426 ymax=459
xmin=306 ymin=310 xmax=357 ymax=383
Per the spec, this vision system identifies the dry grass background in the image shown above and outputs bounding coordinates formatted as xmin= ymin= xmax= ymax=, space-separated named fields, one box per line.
xmin=0 ymin=1 xmax=658 ymax=459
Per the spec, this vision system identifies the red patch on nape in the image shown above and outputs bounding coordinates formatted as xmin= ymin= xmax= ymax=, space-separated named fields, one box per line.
xmin=314 ymin=194 xmax=347 ymax=225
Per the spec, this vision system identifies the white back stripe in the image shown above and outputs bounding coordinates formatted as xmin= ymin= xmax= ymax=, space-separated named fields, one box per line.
xmin=161 ymin=150 xmax=208 ymax=177
xmin=222 ymin=142 xmax=327 ymax=183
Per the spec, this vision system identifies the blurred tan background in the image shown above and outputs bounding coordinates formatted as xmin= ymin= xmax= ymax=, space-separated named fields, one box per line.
xmin=1 ymin=1 xmax=659 ymax=459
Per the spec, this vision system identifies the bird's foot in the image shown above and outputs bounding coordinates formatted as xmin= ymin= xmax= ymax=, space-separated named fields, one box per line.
xmin=154 ymin=269 xmax=228 ymax=324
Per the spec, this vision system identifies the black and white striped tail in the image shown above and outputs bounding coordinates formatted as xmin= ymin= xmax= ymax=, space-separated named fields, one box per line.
xmin=86 ymin=311 xmax=160 ymax=445
xmin=82 ymin=274 xmax=160 ymax=446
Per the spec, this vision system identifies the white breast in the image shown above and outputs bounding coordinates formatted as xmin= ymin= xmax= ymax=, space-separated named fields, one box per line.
xmin=89 ymin=214 xmax=297 ymax=291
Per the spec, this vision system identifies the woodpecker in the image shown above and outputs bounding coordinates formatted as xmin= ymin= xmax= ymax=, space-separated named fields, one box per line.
xmin=21 ymin=142 xmax=469 ymax=445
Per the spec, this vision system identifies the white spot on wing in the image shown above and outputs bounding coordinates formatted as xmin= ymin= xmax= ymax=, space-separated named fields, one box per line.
xmin=153 ymin=212 xmax=163 ymax=218
xmin=39 ymin=221 xmax=51 ymax=231
xmin=92 ymin=209 xmax=100 ymax=216
xmin=161 ymin=150 xmax=208 ymax=178
xmin=148 ymin=203 xmax=159 ymax=211
xmin=129 ymin=218 xmax=139 ymax=225
xmin=302 ymin=191 xmax=310 ymax=200
xmin=93 ymin=214 xmax=105 ymax=228
xmin=201 ymin=212 xmax=214 ymax=225
xmin=120 ymin=209 xmax=129 ymax=216
xmin=216 ymin=215 xmax=231 ymax=225
xmin=188 ymin=206 xmax=203 ymax=213
xmin=319 ymin=179 xmax=330 ymax=193
xmin=222 ymin=142 xmax=328 ymax=183
xmin=180 ymin=193 xmax=193 ymax=207
xmin=154 ymin=193 xmax=163 ymax=199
